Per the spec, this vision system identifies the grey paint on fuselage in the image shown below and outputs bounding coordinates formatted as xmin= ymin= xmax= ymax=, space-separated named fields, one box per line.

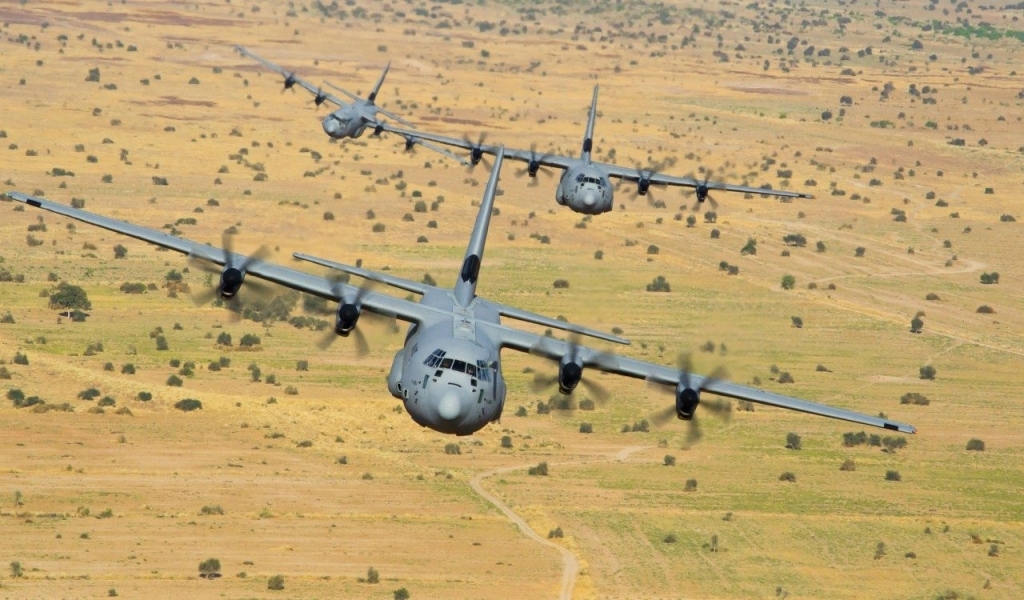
xmin=556 ymin=165 xmax=614 ymax=214
xmin=386 ymin=290 xmax=508 ymax=435
xmin=322 ymin=107 xmax=370 ymax=139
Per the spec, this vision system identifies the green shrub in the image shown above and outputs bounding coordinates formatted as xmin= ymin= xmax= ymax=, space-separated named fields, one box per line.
xmin=966 ymin=438 xmax=985 ymax=451
xmin=527 ymin=461 xmax=549 ymax=476
xmin=267 ymin=574 xmax=285 ymax=590
xmin=198 ymin=558 xmax=221 ymax=574
xmin=174 ymin=398 xmax=202 ymax=411
xmin=366 ymin=566 xmax=380 ymax=584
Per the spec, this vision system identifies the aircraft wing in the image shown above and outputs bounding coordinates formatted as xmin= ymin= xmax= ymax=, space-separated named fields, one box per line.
xmin=479 ymin=320 xmax=916 ymax=434
xmin=376 ymin=124 xmax=577 ymax=171
xmin=236 ymin=46 xmax=350 ymax=109
xmin=601 ymin=161 xmax=815 ymax=200
xmin=3 ymin=192 xmax=433 ymax=325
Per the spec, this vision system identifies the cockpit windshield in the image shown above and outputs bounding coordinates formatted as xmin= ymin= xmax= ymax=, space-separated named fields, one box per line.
xmin=424 ymin=349 xmax=491 ymax=381
xmin=575 ymin=174 xmax=604 ymax=188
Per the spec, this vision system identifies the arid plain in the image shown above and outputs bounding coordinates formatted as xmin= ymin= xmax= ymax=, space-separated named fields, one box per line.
xmin=1 ymin=0 xmax=1023 ymax=598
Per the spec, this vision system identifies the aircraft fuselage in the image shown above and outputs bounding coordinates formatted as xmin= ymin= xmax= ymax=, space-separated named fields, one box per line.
xmin=386 ymin=290 xmax=508 ymax=435
xmin=556 ymin=164 xmax=614 ymax=215
xmin=322 ymin=104 xmax=370 ymax=139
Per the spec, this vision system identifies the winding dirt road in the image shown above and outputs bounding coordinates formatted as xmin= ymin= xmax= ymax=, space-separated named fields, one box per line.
xmin=469 ymin=445 xmax=650 ymax=600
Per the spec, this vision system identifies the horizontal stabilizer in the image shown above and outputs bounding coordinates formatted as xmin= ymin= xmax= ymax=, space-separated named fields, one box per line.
xmin=492 ymin=301 xmax=629 ymax=346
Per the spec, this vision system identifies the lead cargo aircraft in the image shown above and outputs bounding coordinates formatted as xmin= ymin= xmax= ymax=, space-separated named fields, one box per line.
xmin=4 ymin=151 xmax=913 ymax=437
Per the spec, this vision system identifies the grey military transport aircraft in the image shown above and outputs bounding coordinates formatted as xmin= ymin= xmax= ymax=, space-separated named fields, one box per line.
xmin=237 ymin=46 xmax=461 ymax=160
xmin=383 ymin=85 xmax=815 ymax=215
xmin=5 ymin=151 xmax=913 ymax=437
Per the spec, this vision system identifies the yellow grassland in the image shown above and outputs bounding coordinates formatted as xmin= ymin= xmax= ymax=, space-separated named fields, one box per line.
xmin=1 ymin=0 xmax=1022 ymax=598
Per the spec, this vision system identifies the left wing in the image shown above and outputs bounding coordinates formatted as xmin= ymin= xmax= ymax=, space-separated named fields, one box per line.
xmin=3 ymin=192 xmax=435 ymax=326
xmin=478 ymin=319 xmax=915 ymax=434
xmin=236 ymin=46 xmax=349 ymax=110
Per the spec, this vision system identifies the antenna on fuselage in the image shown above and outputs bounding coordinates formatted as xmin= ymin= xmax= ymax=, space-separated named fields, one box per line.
xmin=580 ymin=85 xmax=599 ymax=163
xmin=453 ymin=147 xmax=505 ymax=307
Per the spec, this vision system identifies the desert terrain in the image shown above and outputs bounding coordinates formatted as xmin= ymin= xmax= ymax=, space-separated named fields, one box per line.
xmin=1 ymin=0 xmax=1023 ymax=598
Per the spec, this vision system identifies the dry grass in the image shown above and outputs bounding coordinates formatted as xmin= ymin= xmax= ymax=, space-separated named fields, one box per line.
xmin=1 ymin=0 xmax=1023 ymax=598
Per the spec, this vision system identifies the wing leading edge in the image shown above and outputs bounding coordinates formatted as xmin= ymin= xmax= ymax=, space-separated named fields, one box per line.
xmin=481 ymin=320 xmax=916 ymax=434
xmin=3 ymin=192 xmax=433 ymax=326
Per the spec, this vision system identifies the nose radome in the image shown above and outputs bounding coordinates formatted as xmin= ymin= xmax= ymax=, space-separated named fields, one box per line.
xmin=582 ymin=191 xmax=597 ymax=207
xmin=322 ymin=117 xmax=339 ymax=136
xmin=437 ymin=392 xmax=461 ymax=421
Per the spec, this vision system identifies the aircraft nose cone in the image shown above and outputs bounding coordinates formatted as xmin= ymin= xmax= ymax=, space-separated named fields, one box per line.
xmin=582 ymin=191 xmax=597 ymax=207
xmin=437 ymin=392 xmax=462 ymax=421
xmin=322 ymin=117 xmax=340 ymax=136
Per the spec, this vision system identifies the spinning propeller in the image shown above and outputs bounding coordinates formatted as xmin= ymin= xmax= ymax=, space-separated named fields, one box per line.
xmin=317 ymin=273 xmax=374 ymax=356
xmin=463 ymin=133 xmax=491 ymax=168
xmin=649 ymin=354 xmax=731 ymax=447
xmin=282 ymin=72 xmax=297 ymax=92
xmin=530 ymin=334 xmax=613 ymax=405
xmin=688 ymin=169 xmax=721 ymax=211
xmin=514 ymin=144 xmax=554 ymax=185
xmin=187 ymin=233 xmax=274 ymax=319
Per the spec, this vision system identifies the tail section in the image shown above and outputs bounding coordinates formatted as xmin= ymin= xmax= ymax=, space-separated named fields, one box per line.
xmin=580 ymin=85 xmax=599 ymax=163
xmin=367 ymin=61 xmax=390 ymax=104
xmin=453 ymin=148 xmax=505 ymax=307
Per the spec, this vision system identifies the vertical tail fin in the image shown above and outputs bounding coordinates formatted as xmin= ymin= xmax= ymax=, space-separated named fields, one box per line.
xmin=367 ymin=61 xmax=390 ymax=104
xmin=580 ymin=85 xmax=599 ymax=162
xmin=453 ymin=148 xmax=505 ymax=307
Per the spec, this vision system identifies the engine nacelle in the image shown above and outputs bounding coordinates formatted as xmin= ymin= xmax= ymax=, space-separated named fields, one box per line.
xmin=675 ymin=385 xmax=699 ymax=420
xmin=219 ymin=267 xmax=245 ymax=299
xmin=470 ymin=147 xmax=485 ymax=165
xmin=334 ymin=303 xmax=360 ymax=336
xmin=528 ymin=159 xmax=540 ymax=177
xmin=637 ymin=178 xmax=651 ymax=196
xmin=558 ymin=358 xmax=583 ymax=395
xmin=314 ymin=92 xmax=327 ymax=106
xmin=283 ymin=74 xmax=296 ymax=90
xmin=696 ymin=184 xmax=710 ymax=203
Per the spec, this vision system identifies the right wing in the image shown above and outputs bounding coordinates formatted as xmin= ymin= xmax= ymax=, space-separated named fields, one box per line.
xmin=3 ymin=192 xmax=435 ymax=326
xmin=236 ymin=46 xmax=350 ymax=110
xmin=376 ymin=124 xmax=577 ymax=171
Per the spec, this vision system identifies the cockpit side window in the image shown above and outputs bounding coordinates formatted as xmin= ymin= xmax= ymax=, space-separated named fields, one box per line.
xmin=476 ymin=360 xmax=491 ymax=382
xmin=466 ymin=363 xmax=477 ymax=377
xmin=424 ymin=349 xmax=446 ymax=367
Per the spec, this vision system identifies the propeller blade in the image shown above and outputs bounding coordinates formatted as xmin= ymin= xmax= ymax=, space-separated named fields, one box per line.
xmin=579 ymin=377 xmax=610 ymax=405
xmin=684 ymin=419 xmax=703 ymax=448
xmin=650 ymin=405 xmax=678 ymax=428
